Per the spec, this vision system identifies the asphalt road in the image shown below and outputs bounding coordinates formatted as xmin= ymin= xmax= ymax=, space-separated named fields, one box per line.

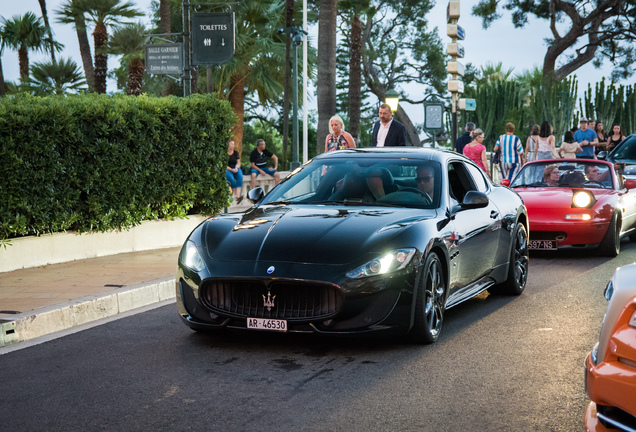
xmin=2 ymin=242 xmax=636 ymax=432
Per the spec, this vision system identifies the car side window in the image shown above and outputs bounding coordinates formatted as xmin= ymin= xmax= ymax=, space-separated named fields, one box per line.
xmin=447 ymin=162 xmax=477 ymax=203
xmin=464 ymin=163 xmax=489 ymax=192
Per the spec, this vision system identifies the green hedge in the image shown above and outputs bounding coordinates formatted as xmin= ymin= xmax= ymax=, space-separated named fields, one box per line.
xmin=0 ymin=93 xmax=237 ymax=241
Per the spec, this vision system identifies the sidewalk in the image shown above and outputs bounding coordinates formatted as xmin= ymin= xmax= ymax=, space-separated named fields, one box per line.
xmin=0 ymin=247 xmax=181 ymax=347
xmin=0 ymin=201 xmax=253 ymax=348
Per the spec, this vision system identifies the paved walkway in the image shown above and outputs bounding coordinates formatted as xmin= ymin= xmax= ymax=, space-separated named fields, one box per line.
xmin=0 ymin=247 xmax=181 ymax=320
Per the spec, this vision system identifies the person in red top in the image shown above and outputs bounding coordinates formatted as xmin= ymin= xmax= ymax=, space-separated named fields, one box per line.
xmin=463 ymin=128 xmax=491 ymax=177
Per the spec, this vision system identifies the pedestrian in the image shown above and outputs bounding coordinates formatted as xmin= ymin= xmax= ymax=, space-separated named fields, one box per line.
xmin=534 ymin=121 xmax=558 ymax=160
xmin=226 ymin=140 xmax=244 ymax=204
xmin=463 ymin=128 xmax=491 ymax=177
xmin=574 ymin=118 xmax=598 ymax=160
xmin=494 ymin=122 xmax=525 ymax=181
xmin=454 ymin=122 xmax=475 ymax=154
xmin=325 ymin=115 xmax=356 ymax=152
xmin=250 ymin=139 xmax=281 ymax=189
xmin=594 ymin=121 xmax=608 ymax=155
xmin=525 ymin=124 xmax=540 ymax=162
xmin=371 ymin=103 xmax=406 ymax=147
xmin=606 ymin=124 xmax=625 ymax=153
xmin=558 ymin=131 xmax=582 ymax=159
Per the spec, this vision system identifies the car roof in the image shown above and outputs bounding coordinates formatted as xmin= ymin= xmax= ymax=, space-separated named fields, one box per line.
xmin=312 ymin=147 xmax=457 ymax=162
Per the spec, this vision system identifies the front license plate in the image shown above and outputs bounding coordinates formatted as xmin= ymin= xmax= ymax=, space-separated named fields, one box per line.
xmin=247 ymin=317 xmax=287 ymax=332
xmin=529 ymin=240 xmax=557 ymax=250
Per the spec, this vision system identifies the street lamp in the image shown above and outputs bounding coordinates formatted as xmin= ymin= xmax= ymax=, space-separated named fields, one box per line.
xmin=279 ymin=26 xmax=307 ymax=170
xmin=385 ymin=88 xmax=399 ymax=112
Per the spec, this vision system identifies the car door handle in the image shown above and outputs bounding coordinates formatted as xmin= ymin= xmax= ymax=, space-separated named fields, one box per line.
xmin=490 ymin=210 xmax=499 ymax=219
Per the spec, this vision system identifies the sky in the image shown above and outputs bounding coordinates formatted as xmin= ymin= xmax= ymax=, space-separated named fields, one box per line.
xmin=0 ymin=0 xmax=618 ymax=138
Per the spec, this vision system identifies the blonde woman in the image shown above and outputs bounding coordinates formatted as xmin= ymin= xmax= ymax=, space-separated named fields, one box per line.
xmin=463 ymin=128 xmax=491 ymax=177
xmin=325 ymin=115 xmax=356 ymax=152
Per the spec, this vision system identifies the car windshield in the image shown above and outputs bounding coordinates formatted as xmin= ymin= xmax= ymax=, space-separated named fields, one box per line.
xmin=611 ymin=135 xmax=636 ymax=161
xmin=261 ymin=158 xmax=442 ymax=209
xmin=510 ymin=161 xmax=615 ymax=189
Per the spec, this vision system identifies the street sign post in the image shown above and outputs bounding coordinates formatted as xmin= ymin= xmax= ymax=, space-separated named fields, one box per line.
xmin=145 ymin=43 xmax=183 ymax=75
xmin=192 ymin=13 xmax=235 ymax=65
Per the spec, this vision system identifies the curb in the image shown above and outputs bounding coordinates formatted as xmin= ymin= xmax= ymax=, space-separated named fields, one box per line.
xmin=0 ymin=276 xmax=176 ymax=348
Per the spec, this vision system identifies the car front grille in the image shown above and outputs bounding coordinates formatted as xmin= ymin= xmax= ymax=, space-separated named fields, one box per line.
xmin=597 ymin=404 xmax=636 ymax=432
xmin=530 ymin=231 xmax=567 ymax=241
xmin=200 ymin=279 xmax=343 ymax=321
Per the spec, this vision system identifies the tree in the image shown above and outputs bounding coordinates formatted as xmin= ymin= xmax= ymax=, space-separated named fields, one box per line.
xmin=77 ymin=0 xmax=142 ymax=94
xmin=37 ymin=0 xmax=57 ymax=63
xmin=2 ymin=12 xmax=60 ymax=81
xmin=56 ymin=0 xmax=96 ymax=91
xmin=472 ymin=0 xmax=636 ymax=81
xmin=316 ymin=0 xmax=338 ymax=153
xmin=0 ymin=25 xmax=7 ymax=96
xmin=103 ymin=23 xmax=146 ymax=96
xmin=361 ymin=0 xmax=446 ymax=146
xmin=203 ymin=0 xmax=288 ymax=155
xmin=23 ymin=57 xmax=86 ymax=95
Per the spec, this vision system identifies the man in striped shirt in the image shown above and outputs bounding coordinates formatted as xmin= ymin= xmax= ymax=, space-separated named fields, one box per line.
xmin=493 ymin=122 xmax=526 ymax=181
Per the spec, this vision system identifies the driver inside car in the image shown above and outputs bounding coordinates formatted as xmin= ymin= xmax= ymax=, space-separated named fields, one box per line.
xmin=415 ymin=165 xmax=435 ymax=201
xmin=584 ymin=164 xmax=612 ymax=187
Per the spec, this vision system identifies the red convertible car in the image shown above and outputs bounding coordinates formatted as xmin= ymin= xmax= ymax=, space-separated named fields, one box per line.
xmin=502 ymin=159 xmax=636 ymax=256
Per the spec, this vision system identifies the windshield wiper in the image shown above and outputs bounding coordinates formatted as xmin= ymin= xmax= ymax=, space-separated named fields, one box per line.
xmin=265 ymin=200 xmax=293 ymax=205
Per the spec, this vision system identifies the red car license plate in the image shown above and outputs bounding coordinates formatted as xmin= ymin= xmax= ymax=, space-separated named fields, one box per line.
xmin=529 ymin=240 xmax=557 ymax=250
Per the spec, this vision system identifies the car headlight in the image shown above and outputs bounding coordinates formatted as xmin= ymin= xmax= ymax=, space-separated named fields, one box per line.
xmin=572 ymin=190 xmax=595 ymax=208
xmin=604 ymin=280 xmax=614 ymax=301
xmin=346 ymin=248 xmax=416 ymax=279
xmin=182 ymin=240 xmax=206 ymax=272
xmin=591 ymin=342 xmax=599 ymax=365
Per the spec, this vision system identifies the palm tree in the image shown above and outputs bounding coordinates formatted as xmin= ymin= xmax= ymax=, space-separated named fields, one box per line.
xmin=316 ymin=0 xmax=338 ymax=153
xmin=2 ymin=12 xmax=61 ymax=81
xmin=207 ymin=0 xmax=287 ymax=154
xmin=56 ymin=0 xmax=95 ymax=92
xmin=0 ymin=26 xmax=7 ymax=96
xmin=37 ymin=0 xmax=57 ymax=63
xmin=79 ymin=0 xmax=142 ymax=94
xmin=103 ymin=23 xmax=146 ymax=96
xmin=23 ymin=57 xmax=86 ymax=95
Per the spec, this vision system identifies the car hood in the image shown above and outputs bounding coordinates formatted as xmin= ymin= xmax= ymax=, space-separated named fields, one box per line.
xmin=515 ymin=187 xmax=615 ymax=214
xmin=200 ymin=205 xmax=437 ymax=265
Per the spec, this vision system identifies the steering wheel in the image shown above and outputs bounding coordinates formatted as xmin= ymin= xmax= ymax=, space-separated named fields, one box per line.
xmin=399 ymin=187 xmax=432 ymax=204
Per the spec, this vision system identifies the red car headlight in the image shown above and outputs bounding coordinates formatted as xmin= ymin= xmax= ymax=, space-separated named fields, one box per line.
xmin=572 ymin=190 xmax=596 ymax=208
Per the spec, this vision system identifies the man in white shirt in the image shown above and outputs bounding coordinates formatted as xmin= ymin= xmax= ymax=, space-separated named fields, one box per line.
xmin=371 ymin=104 xmax=406 ymax=147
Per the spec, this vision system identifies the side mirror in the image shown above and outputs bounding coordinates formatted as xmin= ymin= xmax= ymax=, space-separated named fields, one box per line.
xmin=624 ymin=179 xmax=636 ymax=190
xmin=461 ymin=190 xmax=489 ymax=209
xmin=500 ymin=179 xmax=511 ymax=187
xmin=247 ymin=187 xmax=265 ymax=203
xmin=597 ymin=151 xmax=607 ymax=160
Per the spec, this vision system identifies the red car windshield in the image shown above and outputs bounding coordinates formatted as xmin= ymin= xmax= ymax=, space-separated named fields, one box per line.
xmin=510 ymin=161 xmax=615 ymax=189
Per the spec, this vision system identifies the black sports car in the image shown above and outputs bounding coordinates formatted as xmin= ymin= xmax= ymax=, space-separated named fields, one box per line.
xmin=176 ymin=148 xmax=529 ymax=343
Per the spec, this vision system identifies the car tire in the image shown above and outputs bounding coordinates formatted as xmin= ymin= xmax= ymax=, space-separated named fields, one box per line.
xmin=491 ymin=222 xmax=529 ymax=296
xmin=411 ymin=253 xmax=445 ymax=344
xmin=599 ymin=212 xmax=620 ymax=257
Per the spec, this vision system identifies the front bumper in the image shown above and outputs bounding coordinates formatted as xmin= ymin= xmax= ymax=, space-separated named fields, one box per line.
xmin=176 ymin=267 xmax=418 ymax=336
xmin=529 ymin=219 xmax=609 ymax=246
xmin=585 ymin=353 xmax=636 ymax=431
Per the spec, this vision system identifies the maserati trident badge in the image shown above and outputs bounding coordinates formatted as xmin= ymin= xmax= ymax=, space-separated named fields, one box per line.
xmin=263 ymin=290 xmax=276 ymax=311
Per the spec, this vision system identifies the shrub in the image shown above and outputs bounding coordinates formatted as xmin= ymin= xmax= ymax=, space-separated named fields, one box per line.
xmin=0 ymin=93 xmax=237 ymax=241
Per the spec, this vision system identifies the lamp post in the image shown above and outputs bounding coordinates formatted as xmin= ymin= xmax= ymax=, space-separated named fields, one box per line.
xmin=280 ymin=26 xmax=307 ymax=170
xmin=385 ymin=88 xmax=399 ymax=112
